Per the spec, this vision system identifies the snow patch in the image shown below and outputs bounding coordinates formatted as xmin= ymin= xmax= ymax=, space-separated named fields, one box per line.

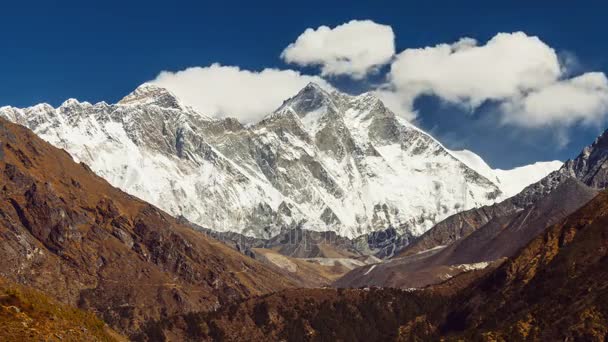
xmin=363 ymin=265 xmax=377 ymax=275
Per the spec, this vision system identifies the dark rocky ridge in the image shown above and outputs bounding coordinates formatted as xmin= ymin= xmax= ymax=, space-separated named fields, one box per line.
xmin=181 ymin=216 xmax=412 ymax=261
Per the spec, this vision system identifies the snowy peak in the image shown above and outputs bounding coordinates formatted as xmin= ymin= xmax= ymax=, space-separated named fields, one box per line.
xmin=118 ymin=83 xmax=184 ymax=109
xmin=0 ymin=82 xmax=555 ymax=240
xmin=302 ymin=81 xmax=326 ymax=93
xmin=60 ymin=98 xmax=83 ymax=108
xmin=253 ymin=83 xmax=506 ymax=236
xmin=278 ymin=82 xmax=336 ymax=117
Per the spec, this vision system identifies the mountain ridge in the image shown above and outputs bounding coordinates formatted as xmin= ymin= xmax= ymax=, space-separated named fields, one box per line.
xmin=0 ymin=83 xmax=558 ymax=239
xmin=398 ymin=126 xmax=608 ymax=259
xmin=335 ymin=178 xmax=598 ymax=289
xmin=0 ymin=117 xmax=293 ymax=337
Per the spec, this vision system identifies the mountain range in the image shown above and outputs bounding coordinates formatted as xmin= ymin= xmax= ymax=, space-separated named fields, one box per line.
xmin=0 ymin=118 xmax=292 ymax=337
xmin=0 ymin=90 xmax=607 ymax=340
xmin=0 ymin=83 xmax=560 ymax=240
xmin=336 ymin=126 xmax=608 ymax=289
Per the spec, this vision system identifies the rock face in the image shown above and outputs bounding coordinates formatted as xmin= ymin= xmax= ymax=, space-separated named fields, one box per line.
xmin=0 ymin=118 xmax=293 ymax=337
xmin=1 ymin=83 xmax=507 ymax=239
xmin=561 ymin=128 xmax=608 ymax=188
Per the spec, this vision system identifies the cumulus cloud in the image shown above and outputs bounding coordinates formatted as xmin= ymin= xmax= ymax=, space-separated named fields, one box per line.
xmin=152 ymin=64 xmax=332 ymax=123
xmin=382 ymin=31 xmax=608 ymax=129
xmin=281 ymin=20 xmax=395 ymax=79
xmin=149 ymin=29 xmax=608 ymax=134
xmin=388 ymin=32 xmax=561 ymax=108
xmin=501 ymin=72 xmax=608 ymax=128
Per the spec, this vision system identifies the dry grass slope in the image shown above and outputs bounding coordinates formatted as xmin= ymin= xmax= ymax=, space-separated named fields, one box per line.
xmin=0 ymin=277 xmax=125 ymax=341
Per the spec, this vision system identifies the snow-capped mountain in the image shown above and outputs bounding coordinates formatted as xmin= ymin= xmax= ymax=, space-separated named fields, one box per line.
xmin=450 ymin=149 xmax=562 ymax=197
xmin=0 ymin=83 xmax=549 ymax=238
xmin=560 ymin=129 xmax=608 ymax=188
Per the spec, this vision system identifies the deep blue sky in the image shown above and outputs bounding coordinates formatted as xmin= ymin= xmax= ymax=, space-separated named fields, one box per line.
xmin=1 ymin=1 xmax=607 ymax=168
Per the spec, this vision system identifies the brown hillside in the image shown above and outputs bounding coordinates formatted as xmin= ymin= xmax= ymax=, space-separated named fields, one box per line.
xmin=0 ymin=118 xmax=294 ymax=337
xmin=444 ymin=189 xmax=608 ymax=340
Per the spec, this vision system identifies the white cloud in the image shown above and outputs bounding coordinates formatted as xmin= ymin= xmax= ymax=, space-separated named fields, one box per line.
xmin=382 ymin=31 xmax=608 ymax=130
xmin=151 ymin=64 xmax=332 ymax=123
xmin=281 ymin=20 xmax=395 ymax=79
xmin=149 ymin=30 xmax=608 ymax=134
xmin=501 ymin=72 xmax=608 ymax=128
xmin=388 ymin=32 xmax=561 ymax=108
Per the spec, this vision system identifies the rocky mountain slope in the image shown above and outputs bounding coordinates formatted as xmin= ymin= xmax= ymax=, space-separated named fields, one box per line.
xmin=139 ymin=187 xmax=608 ymax=341
xmin=0 ymin=83 xmax=555 ymax=239
xmin=0 ymin=118 xmax=293 ymax=338
xmin=185 ymin=223 xmax=380 ymax=287
xmin=395 ymin=128 xmax=608 ymax=259
xmin=444 ymin=187 xmax=608 ymax=340
xmin=335 ymin=178 xmax=598 ymax=288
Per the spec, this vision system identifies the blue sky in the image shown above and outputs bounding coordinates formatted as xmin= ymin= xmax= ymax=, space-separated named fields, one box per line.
xmin=1 ymin=1 xmax=608 ymax=168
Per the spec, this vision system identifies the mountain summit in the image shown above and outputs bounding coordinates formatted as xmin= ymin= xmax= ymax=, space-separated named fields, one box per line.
xmin=560 ymin=128 xmax=608 ymax=188
xmin=118 ymin=83 xmax=186 ymax=109
xmin=0 ymin=84 xmax=558 ymax=238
